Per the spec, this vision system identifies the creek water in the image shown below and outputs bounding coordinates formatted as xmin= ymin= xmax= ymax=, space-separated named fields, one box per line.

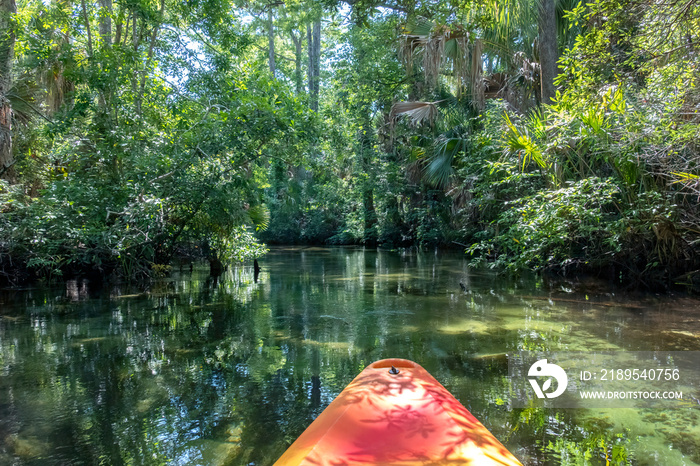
xmin=0 ymin=247 xmax=699 ymax=465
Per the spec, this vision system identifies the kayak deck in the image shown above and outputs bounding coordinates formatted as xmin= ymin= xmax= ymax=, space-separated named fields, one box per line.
xmin=275 ymin=358 xmax=522 ymax=465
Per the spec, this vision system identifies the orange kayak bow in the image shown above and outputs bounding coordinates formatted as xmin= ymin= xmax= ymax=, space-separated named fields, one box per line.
xmin=275 ymin=358 xmax=522 ymax=465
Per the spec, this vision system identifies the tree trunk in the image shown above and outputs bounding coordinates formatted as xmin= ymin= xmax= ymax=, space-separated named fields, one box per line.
xmin=307 ymin=20 xmax=321 ymax=111
xmin=538 ymin=0 xmax=558 ymax=104
xmin=268 ymin=7 xmax=275 ymax=76
xmin=96 ymin=0 xmax=112 ymax=111
xmin=312 ymin=19 xmax=320 ymax=86
xmin=290 ymin=30 xmax=303 ymax=94
xmin=136 ymin=0 xmax=164 ymax=118
xmin=98 ymin=0 xmax=112 ymax=48
xmin=253 ymin=259 xmax=260 ymax=282
xmin=80 ymin=0 xmax=94 ymax=57
xmin=306 ymin=25 xmax=314 ymax=107
xmin=132 ymin=14 xmax=140 ymax=51
xmin=471 ymin=38 xmax=484 ymax=111
xmin=0 ymin=0 xmax=16 ymax=182
xmin=114 ymin=5 xmax=124 ymax=45
xmin=209 ymin=256 xmax=225 ymax=277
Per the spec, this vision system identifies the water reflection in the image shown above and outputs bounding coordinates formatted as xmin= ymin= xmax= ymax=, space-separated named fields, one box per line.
xmin=0 ymin=246 xmax=699 ymax=465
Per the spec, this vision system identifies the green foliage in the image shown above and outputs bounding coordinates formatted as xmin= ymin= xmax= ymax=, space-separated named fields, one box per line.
xmin=262 ymin=160 xmax=358 ymax=244
xmin=511 ymin=405 xmax=635 ymax=465
xmin=3 ymin=0 xmax=700 ymax=290
xmin=468 ymin=177 xmax=624 ymax=272
xmin=462 ymin=0 xmax=698 ymax=287
xmin=0 ymin=0 xmax=321 ymax=282
xmin=503 ymin=111 xmax=548 ymax=172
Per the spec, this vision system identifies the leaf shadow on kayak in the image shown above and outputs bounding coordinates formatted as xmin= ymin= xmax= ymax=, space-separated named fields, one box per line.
xmin=281 ymin=359 xmax=522 ymax=465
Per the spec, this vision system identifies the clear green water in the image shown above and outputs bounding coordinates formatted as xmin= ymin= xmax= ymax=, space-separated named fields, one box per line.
xmin=0 ymin=247 xmax=699 ymax=465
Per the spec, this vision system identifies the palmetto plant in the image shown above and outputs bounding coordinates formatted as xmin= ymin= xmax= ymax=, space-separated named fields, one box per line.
xmin=390 ymin=100 xmax=441 ymax=127
xmin=391 ymin=97 xmax=477 ymax=189
xmin=5 ymin=73 xmax=43 ymax=126
xmin=503 ymin=110 xmax=548 ymax=172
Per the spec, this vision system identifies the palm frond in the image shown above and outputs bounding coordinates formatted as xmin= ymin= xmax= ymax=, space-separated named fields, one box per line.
xmin=404 ymin=17 xmax=433 ymax=37
xmin=391 ymin=100 xmax=441 ymax=126
xmin=425 ymin=134 xmax=468 ymax=187
xmin=527 ymin=107 xmax=548 ymax=140
xmin=5 ymin=73 xmax=43 ymax=125
xmin=401 ymin=18 xmax=473 ymax=92
xmin=248 ymin=204 xmax=271 ymax=231
xmin=503 ymin=112 xmax=548 ymax=170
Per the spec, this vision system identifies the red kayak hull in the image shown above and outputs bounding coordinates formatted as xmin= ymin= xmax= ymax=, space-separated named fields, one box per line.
xmin=275 ymin=358 xmax=522 ymax=465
